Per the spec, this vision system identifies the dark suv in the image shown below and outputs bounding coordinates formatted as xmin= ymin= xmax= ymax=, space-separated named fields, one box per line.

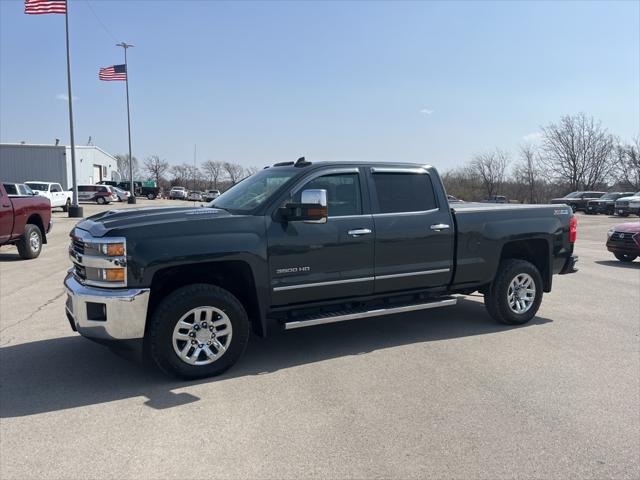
xmin=586 ymin=192 xmax=635 ymax=215
xmin=550 ymin=191 xmax=606 ymax=212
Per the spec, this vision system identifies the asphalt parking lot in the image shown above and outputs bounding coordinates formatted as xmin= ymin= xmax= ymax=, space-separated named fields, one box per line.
xmin=1 ymin=201 xmax=638 ymax=479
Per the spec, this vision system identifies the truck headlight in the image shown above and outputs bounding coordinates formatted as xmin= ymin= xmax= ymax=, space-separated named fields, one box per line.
xmin=607 ymin=228 xmax=614 ymax=238
xmin=100 ymin=268 xmax=126 ymax=282
xmin=69 ymin=230 xmax=128 ymax=288
xmin=100 ymin=243 xmax=125 ymax=256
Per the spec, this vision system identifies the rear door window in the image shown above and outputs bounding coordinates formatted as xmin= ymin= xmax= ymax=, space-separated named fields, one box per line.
xmin=372 ymin=172 xmax=437 ymax=213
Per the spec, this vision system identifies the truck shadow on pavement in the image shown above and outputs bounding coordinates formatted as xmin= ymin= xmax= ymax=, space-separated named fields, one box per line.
xmin=0 ymin=298 xmax=552 ymax=418
xmin=0 ymin=253 xmax=24 ymax=262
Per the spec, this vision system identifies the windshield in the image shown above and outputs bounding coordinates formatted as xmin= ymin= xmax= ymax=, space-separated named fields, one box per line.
xmin=564 ymin=191 xmax=581 ymax=198
xmin=25 ymin=182 xmax=48 ymax=191
xmin=600 ymin=193 xmax=618 ymax=200
xmin=211 ymin=168 xmax=297 ymax=212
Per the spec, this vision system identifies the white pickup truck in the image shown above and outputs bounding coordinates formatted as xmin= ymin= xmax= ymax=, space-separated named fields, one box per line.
xmin=25 ymin=181 xmax=73 ymax=211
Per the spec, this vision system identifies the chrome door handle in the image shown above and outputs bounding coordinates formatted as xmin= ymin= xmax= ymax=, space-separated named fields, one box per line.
xmin=430 ymin=224 xmax=450 ymax=231
xmin=348 ymin=228 xmax=372 ymax=237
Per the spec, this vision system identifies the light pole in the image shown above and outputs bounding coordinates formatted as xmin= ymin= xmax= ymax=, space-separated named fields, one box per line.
xmin=65 ymin=4 xmax=82 ymax=217
xmin=116 ymin=42 xmax=136 ymax=204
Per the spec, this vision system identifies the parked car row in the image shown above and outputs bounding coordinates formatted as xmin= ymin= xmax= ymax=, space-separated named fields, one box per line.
xmin=97 ymin=180 xmax=159 ymax=200
xmin=169 ymin=187 xmax=221 ymax=202
xmin=551 ymin=191 xmax=640 ymax=216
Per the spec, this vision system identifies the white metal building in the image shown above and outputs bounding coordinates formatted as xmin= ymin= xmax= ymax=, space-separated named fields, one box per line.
xmin=0 ymin=143 xmax=120 ymax=189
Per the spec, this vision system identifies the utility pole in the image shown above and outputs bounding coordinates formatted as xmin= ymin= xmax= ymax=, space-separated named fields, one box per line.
xmin=65 ymin=4 xmax=82 ymax=217
xmin=116 ymin=42 xmax=136 ymax=204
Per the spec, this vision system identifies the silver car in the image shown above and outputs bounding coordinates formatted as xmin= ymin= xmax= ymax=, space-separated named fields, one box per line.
xmin=112 ymin=187 xmax=131 ymax=202
xmin=187 ymin=191 xmax=203 ymax=201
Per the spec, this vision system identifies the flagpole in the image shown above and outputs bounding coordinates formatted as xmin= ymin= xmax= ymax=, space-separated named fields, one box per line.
xmin=65 ymin=1 xmax=82 ymax=217
xmin=116 ymin=42 xmax=136 ymax=204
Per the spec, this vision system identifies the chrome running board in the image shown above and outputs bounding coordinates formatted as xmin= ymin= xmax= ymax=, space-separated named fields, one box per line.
xmin=284 ymin=297 xmax=457 ymax=330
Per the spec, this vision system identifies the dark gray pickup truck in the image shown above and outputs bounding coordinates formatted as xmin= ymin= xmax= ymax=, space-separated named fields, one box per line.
xmin=65 ymin=160 xmax=578 ymax=378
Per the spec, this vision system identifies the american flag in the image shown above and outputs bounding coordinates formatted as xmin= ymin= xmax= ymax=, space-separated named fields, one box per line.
xmin=99 ymin=64 xmax=127 ymax=81
xmin=24 ymin=0 xmax=66 ymax=15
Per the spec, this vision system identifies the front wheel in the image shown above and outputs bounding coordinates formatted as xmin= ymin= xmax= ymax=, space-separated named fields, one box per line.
xmin=484 ymin=259 xmax=543 ymax=325
xmin=147 ymin=193 xmax=156 ymax=200
xmin=17 ymin=224 xmax=43 ymax=259
xmin=614 ymin=253 xmax=637 ymax=262
xmin=148 ymin=284 xmax=250 ymax=379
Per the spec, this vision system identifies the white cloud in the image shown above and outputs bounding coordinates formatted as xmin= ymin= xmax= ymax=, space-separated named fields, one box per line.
xmin=522 ymin=131 xmax=542 ymax=142
xmin=56 ymin=93 xmax=78 ymax=101
xmin=420 ymin=108 xmax=434 ymax=115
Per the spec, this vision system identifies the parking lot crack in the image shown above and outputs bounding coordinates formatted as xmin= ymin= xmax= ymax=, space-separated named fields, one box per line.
xmin=0 ymin=290 xmax=66 ymax=335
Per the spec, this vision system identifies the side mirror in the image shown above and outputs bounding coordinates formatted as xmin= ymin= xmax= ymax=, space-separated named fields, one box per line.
xmin=278 ymin=189 xmax=328 ymax=224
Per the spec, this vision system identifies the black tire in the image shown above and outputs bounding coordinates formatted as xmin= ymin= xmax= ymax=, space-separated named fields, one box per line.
xmin=62 ymin=198 xmax=71 ymax=212
xmin=96 ymin=196 xmax=106 ymax=205
xmin=618 ymin=212 xmax=629 ymax=217
xmin=570 ymin=204 xmax=577 ymax=213
xmin=148 ymin=284 xmax=250 ymax=379
xmin=147 ymin=193 xmax=156 ymax=200
xmin=614 ymin=253 xmax=637 ymax=262
xmin=484 ymin=259 xmax=543 ymax=325
xmin=16 ymin=224 xmax=43 ymax=259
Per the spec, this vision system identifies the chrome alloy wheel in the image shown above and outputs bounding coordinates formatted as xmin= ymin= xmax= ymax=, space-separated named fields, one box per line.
xmin=172 ymin=307 xmax=233 ymax=365
xmin=29 ymin=230 xmax=41 ymax=252
xmin=507 ymin=273 xmax=536 ymax=314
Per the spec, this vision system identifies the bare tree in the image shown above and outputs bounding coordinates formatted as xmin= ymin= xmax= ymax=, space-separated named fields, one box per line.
xmin=514 ymin=144 xmax=543 ymax=203
xmin=615 ymin=136 xmax=640 ymax=190
xmin=143 ymin=155 xmax=169 ymax=186
xmin=114 ymin=154 xmax=140 ymax=181
xmin=170 ymin=164 xmax=189 ymax=185
xmin=223 ymin=162 xmax=245 ymax=185
xmin=470 ymin=149 xmax=510 ymax=199
xmin=539 ymin=113 xmax=616 ymax=191
xmin=201 ymin=160 xmax=225 ymax=189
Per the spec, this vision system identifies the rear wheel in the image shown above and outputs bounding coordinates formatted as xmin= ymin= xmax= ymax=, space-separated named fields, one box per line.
xmin=614 ymin=253 xmax=637 ymax=262
xmin=484 ymin=259 xmax=543 ymax=325
xmin=147 ymin=193 xmax=156 ymax=200
xmin=96 ymin=196 xmax=106 ymax=205
xmin=148 ymin=284 xmax=250 ymax=379
xmin=62 ymin=198 xmax=71 ymax=212
xmin=17 ymin=224 xmax=43 ymax=259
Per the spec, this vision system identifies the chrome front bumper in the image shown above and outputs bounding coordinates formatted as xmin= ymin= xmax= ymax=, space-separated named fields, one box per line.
xmin=64 ymin=271 xmax=150 ymax=340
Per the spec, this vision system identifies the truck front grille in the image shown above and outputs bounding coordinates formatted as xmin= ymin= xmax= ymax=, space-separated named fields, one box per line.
xmin=71 ymin=238 xmax=85 ymax=255
xmin=74 ymin=264 xmax=87 ymax=280
xmin=609 ymin=232 xmax=638 ymax=245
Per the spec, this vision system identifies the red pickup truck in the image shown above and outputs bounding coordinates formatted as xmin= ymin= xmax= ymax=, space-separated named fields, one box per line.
xmin=0 ymin=182 xmax=52 ymax=259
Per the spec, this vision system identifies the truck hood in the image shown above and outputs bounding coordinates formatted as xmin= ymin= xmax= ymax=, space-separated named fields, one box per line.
xmin=613 ymin=222 xmax=640 ymax=234
xmin=75 ymin=206 xmax=232 ymax=237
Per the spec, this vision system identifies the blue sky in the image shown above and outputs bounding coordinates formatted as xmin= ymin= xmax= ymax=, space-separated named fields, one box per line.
xmin=1 ymin=0 xmax=638 ymax=170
